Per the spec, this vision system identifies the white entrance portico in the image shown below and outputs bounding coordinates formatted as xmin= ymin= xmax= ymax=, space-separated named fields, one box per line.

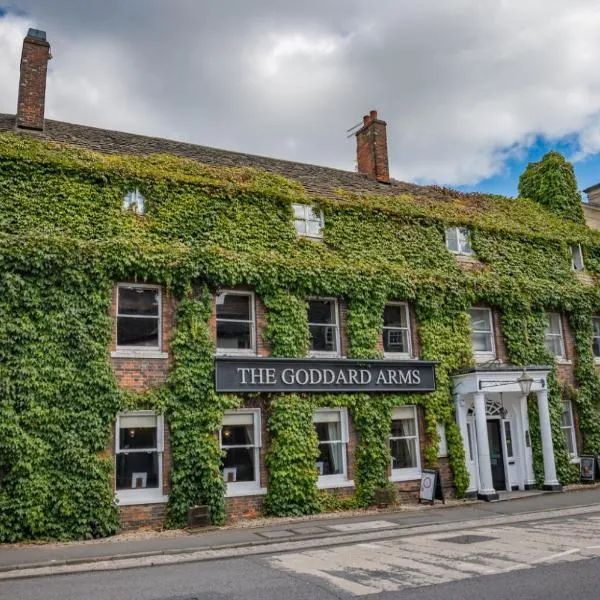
xmin=453 ymin=366 xmax=561 ymax=501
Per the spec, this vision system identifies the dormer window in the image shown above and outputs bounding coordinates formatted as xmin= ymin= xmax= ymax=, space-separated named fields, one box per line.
xmin=123 ymin=189 xmax=146 ymax=215
xmin=571 ymin=245 xmax=584 ymax=271
xmin=446 ymin=227 xmax=473 ymax=255
xmin=292 ymin=204 xmax=324 ymax=239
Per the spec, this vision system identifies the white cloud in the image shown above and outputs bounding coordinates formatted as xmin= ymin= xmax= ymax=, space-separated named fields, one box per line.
xmin=3 ymin=1 xmax=600 ymax=185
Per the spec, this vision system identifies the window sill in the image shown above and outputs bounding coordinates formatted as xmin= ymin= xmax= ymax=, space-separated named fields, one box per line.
xmin=389 ymin=470 xmax=421 ymax=483
xmin=225 ymin=486 xmax=267 ymax=498
xmin=112 ymin=350 xmax=168 ymax=359
xmin=570 ymin=456 xmax=580 ymax=465
xmin=308 ymin=352 xmax=342 ymax=359
xmin=594 ymin=359 xmax=600 ymax=365
xmin=384 ymin=353 xmax=415 ymax=360
xmin=216 ymin=350 xmax=257 ymax=357
xmin=556 ymin=358 xmax=572 ymax=365
xmin=317 ymin=478 xmax=354 ymax=490
xmin=474 ymin=353 xmax=497 ymax=363
xmin=116 ymin=492 xmax=168 ymax=506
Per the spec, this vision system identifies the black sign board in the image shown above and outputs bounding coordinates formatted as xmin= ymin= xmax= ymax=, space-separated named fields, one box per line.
xmin=215 ymin=357 xmax=437 ymax=393
xmin=419 ymin=469 xmax=445 ymax=505
xmin=580 ymin=455 xmax=597 ymax=481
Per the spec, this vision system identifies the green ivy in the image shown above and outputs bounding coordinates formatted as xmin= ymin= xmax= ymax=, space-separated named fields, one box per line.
xmin=1 ymin=132 xmax=600 ymax=541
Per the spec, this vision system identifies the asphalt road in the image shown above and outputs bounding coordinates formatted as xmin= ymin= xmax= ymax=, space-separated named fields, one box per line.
xmin=3 ymin=512 xmax=600 ymax=600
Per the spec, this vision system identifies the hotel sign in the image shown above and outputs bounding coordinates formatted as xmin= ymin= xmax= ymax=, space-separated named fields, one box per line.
xmin=215 ymin=357 xmax=437 ymax=393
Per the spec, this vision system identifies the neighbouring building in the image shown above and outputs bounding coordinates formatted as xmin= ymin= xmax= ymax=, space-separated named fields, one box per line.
xmin=1 ymin=30 xmax=600 ymax=539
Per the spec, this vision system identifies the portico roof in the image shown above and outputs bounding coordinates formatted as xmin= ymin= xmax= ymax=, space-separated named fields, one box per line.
xmin=452 ymin=364 xmax=552 ymax=396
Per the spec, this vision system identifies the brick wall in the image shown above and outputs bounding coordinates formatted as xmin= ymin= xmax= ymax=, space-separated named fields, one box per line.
xmin=120 ymin=503 xmax=166 ymax=530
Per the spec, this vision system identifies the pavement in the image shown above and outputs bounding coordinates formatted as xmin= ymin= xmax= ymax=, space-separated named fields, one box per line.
xmin=1 ymin=485 xmax=600 ymax=579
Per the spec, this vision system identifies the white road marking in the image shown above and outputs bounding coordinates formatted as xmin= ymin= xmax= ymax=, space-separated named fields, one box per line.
xmin=267 ymin=513 xmax=600 ymax=596
xmin=328 ymin=520 xmax=397 ymax=532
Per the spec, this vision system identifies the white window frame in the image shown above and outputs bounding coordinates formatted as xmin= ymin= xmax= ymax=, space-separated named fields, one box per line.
xmin=292 ymin=203 xmax=324 ymax=240
xmin=383 ymin=302 xmax=412 ymax=359
xmin=314 ymin=408 xmax=351 ymax=488
xmin=571 ymin=245 xmax=584 ymax=271
xmin=220 ymin=409 xmax=264 ymax=497
xmin=446 ymin=227 xmax=473 ymax=255
xmin=545 ymin=312 xmax=565 ymax=360
xmin=215 ymin=290 xmax=256 ymax=356
xmin=561 ymin=400 xmax=578 ymax=460
xmin=592 ymin=317 xmax=600 ymax=362
xmin=389 ymin=405 xmax=421 ymax=481
xmin=308 ymin=297 xmax=341 ymax=358
xmin=115 ymin=411 xmax=166 ymax=505
xmin=122 ymin=189 xmax=146 ymax=215
xmin=469 ymin=307 xmax=496 ymax=361
xmin=113 ymin=283 xmax=165 ymax=358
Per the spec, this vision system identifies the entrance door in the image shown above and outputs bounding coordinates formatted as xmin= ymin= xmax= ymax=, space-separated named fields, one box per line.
xmin=487 ymin=420 xmax=506 ymax=490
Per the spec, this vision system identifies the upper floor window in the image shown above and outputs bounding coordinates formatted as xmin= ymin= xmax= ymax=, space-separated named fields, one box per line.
xmin=122 ymin=189 xmax=146 ymax=215
xmin=571 ymin=245 xmax=584 ymax=271
xmin=383 ymin=303 xmax=412 ymax=357
xmin=544 ymin=312 xmax=565 ymax=359
xmin=115 ymin=412 xmax=164 ymax=503
xmin=446 ymin=227 xmax=473 ymax=255
xmin=314 ymin=408 xmax=349 ymax=485
xmin=468 ymin=307 xmax=495 ymax=358
xmin=293 ymin=204 xmax=324 ymax=239
xmin=116 ymin=284 xmax=161 ymax=350
xmin=216 ymin=291 xmax=255 ymax=354
xmin=561 ymin=400 xmax=577 ymax=457
xmin=308 ymin=298 xmax=340 ymax=356
xmin=592 ymin=317 xmax=600 ymax=359
xmin=390 ymin=406 xmax=421 ymax=480
xmin=221 ymin=409 xmax=261 ymax=494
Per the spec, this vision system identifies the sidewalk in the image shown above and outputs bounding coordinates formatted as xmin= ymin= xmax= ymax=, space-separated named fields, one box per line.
xmin=1 ymin=486 xmax=600 ymax=574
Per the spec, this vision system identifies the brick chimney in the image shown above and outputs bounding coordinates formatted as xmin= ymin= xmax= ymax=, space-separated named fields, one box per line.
xmin=355 ymin=110 xmax=389 ymax=182
xmin=16 ymin=29 xmax=51 ymax=131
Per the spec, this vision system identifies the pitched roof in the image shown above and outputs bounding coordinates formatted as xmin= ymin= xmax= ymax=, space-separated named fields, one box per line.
xmin=0 ymin=113 xmax=466 ymax=202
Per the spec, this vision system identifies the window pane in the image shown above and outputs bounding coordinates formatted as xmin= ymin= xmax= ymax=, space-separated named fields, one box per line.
xmin=119 ymin=425 xmax=157 ymax=450
xmin=217 ymin=321 xmax=252 ymax=350
xmin=561 ymin=403 xmax=573 ymax=428
xmin=390 ymin=418 xmax=416 ymax=438
xmin=316 ymin=441 xmax=344 ymax=475
xmin=309 ymin=324 xmax=337 ymax=352
xmin=446 ymin=228 xmax=458 ymax=251
xmin=472 ymin=332 xmax=493 ymax=352
xmin=504 ymin=421 xmax=514 ymax=458
xmin=292 ymin=204 xmax=306 ymax=219
xmin=315 ymin=420 xmax=342 ymax=443
xmin=384 ymin=328 xmax=410 ymax=354
xmin=390 ymin=438 xmax=417 ymax=469
xmin=118 ymin=287 xmax=159 ymax=316
xmin=593 ymin=318 xmax=600 ymax=338
xmin=593 ymin=336 xmax=600 ymax=359
xmin=294 ymin=219 xmax=307 ymax=234
xmin=308 ymin=300 xmax=335 ymax=324
xmin=117 ymin=317 xmax=159 ymax=347
xmin=466 ymin=422 xmax=474 ymax=461
xmin=459 ymin=229 xmax=472 ymax=253
xmin=223 ymin=447 xmax=256 ymax=482
xmin=217 ymin=294 xmax=251 ymax=321
xmin=545 ymin=335 xmax=563 ymax=357
xmin=384 ymin=305 xmax=407 ymax=328
xmin=546 ymin=313 xmax=561 ymax=335
xmin=116 ymin=452 xmax=159 ymax=490
xmin=306 ymin=218 xmax=322 ymax=236
xmin=221 ymin=424 xmax=254 ymax=447
xmin=469 ymin=309 xmax=491 ymax=332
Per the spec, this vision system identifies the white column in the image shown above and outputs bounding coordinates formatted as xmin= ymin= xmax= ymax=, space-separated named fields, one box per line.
xmin=455 ymin=395 xmax=477 ymax=495
xmin=473 ymin=392 xmax=497 ymax=499
xmin=519 ymin=395 xmax=536 ymax=488
xmin=536 ymin=388 xmax=562 ymax=490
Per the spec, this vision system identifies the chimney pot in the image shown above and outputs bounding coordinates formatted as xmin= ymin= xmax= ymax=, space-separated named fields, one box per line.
xmin=355 ymin=109 xmax=389 ymax=183
xmin=16 ymin=28 xmax=51 ymax=131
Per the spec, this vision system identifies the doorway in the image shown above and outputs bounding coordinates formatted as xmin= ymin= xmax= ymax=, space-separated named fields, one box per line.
xmin=487 ymin=420 xmax=506 ymax=490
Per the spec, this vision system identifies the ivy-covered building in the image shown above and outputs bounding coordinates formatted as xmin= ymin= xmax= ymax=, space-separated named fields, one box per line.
xmin=2 ymin=29 xmax=600 ymax=541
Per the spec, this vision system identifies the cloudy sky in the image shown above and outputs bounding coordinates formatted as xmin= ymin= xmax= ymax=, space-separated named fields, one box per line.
xmin=2 ymin=1 xmax=600 ymax=196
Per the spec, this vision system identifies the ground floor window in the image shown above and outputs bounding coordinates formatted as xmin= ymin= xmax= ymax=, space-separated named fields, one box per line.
xmin=561 ymin=400 xmax=577 ymax=458
xmin=389 ymin=406 xmax=421 ymax=480
xmin=221 ymin=410 xmax=261 ymax=494
xmin=314 ymin=408 xmax=349 ymax=486
xmin=115 ymin=412 xmax=164 ymax=503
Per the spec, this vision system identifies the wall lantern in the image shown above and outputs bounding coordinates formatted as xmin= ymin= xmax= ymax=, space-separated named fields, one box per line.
xmin=517 ymin=370 xmax=534 ymax=397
